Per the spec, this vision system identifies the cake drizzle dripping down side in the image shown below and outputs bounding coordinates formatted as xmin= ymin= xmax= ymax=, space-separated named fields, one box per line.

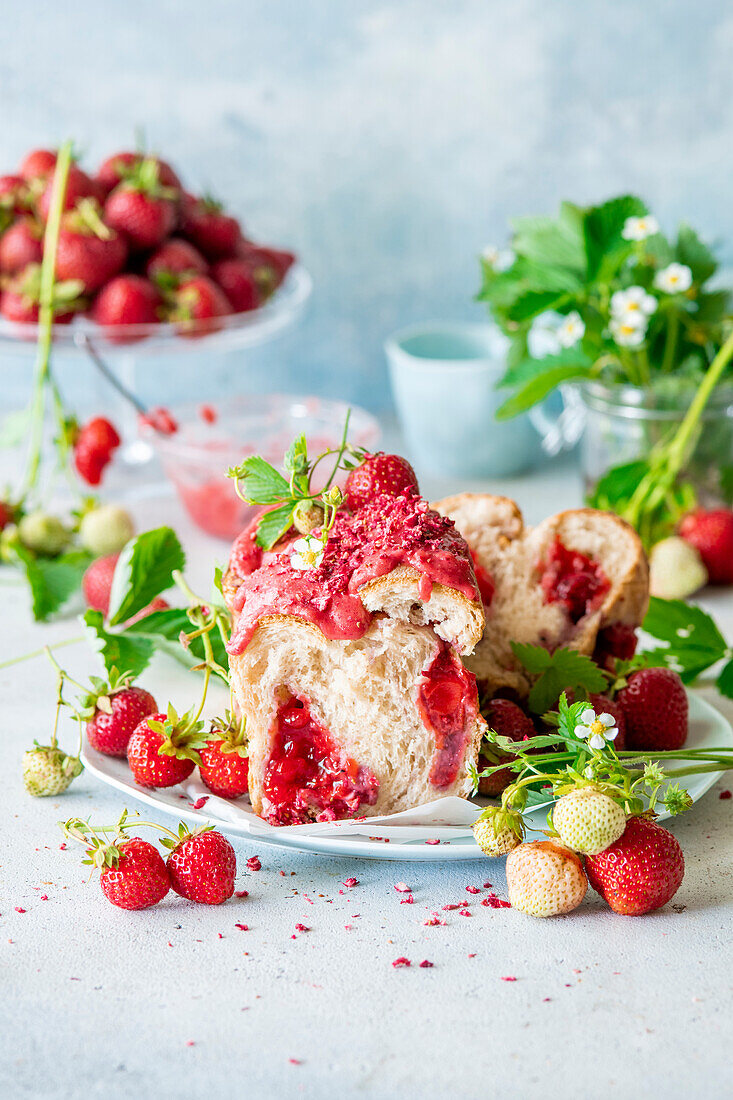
xmin=417 ymin=643 xmax=479 ymax=789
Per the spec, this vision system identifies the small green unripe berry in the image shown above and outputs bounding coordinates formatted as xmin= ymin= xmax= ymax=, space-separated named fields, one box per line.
xmin=22 ymin=746 xmax=82 ymax=797
xmin=293 ymin=500 xmax=325 ymax=535
xmin=18 ymin=512 xmax=70 ymax=556
xmin=79 ymin=504 xmax=135 ymax=556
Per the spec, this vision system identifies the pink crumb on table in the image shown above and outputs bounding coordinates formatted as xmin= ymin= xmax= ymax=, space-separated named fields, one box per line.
xmin=425 ymin=838 xmax=440 ymax=845
xmin=295 ymin=924 xmax=310 ymax=932
xmin=466 ymin=886 xmax=481 ymax=894
xmin=501 ymin=976 xmax=518 ymax=982
xmin=419 ymin=960 xmax=434 ymax=968
xmin=392 ymin=957 xmax=411 ymax=968
xmin=235 ymin=890 xmax=249 ymax=898
xmin=190 ymin=797 xmax=209 ymax=809
xmin=400 ymin=896 xmax=414 ymax=905
xmin=720 ymin=790 xmax=731 ymax=800
xmin=394 ymin=882 xmax=411 ymax=893
xmin=235 ymin=924 xmax=249 ymax=931
xmin=246 ymin=856 xmax=262 ymax=871
xmin=343 ymin=878 xmax=359 ymax=887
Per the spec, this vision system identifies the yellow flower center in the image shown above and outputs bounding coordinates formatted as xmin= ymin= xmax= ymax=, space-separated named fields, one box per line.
xmin=590 ymin=720 xmax=606 ymax=739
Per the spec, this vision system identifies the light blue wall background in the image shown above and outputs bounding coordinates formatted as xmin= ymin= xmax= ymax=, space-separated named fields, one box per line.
xmin=2 ymin=0 xmax=732 ymax=414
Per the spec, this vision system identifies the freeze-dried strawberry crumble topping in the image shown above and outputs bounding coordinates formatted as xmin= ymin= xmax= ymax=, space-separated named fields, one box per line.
xmin=417 ymin=644 xmax=478 ymax=788
xmin=538 ymin=538 xmax=610 ymax=624
xmin=262 ymin=695 xmax=379 ymax=825
xmin=227 ymin=489 xmax=479 ymax=655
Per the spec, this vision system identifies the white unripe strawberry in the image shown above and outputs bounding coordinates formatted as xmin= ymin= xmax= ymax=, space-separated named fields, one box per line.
xmin=472 ymin=807 xmax=523 ymax=856
xmin=22 ymin=746 xmax=83 ymax=797
xmin=506 ymin=840 xmax=587 ymax=917
xmin=79 ymin=504 xmax=135 ymax=557
xmin=649 ymin=536 xmax=707 ymax=599
xmin=553 ymin=786 xmax=627 ymax=856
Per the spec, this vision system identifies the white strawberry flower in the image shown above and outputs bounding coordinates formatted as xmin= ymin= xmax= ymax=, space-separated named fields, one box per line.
xmin=610 ymin=286 xmax=657 ymax=319
xmin=622 ymin=215 xmax=660 ymax=241
xmin=528 ymin=311 xmax=563 ymax=358
xmin=556 ymin=311 xmax=585 ymax=348
xmin=654 ymin=263 xmax=693 ymax=294
xmin=609 ymin=316 xmax=647 ymax=348
xmin=575 ymin=707 xmax=619 ymax=751
xmin=290 ymin=535 xmax=324 ymax=571
xmin=482 ymin=245 xmax=515 ymax=273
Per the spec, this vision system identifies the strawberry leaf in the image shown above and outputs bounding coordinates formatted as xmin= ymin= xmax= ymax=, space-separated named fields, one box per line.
xmin=108 ymin=527 xmax=184 ymax=626
xmin=16 ymin=546 xmax=92 ymax=622
xmin=716 ymin=658 xmax=733 ymax=700
xmin=228 ymin=456 xmax=290 ymax=505
xmin=125 ymin=607 xmax=229 ymax=681
xmin=255 ymin=503 xmax=295 ymax=550
xmin=511 ymin=642 xmax=607 ymax=714
xmin=83 ymin=610 xmax=154 ymax=679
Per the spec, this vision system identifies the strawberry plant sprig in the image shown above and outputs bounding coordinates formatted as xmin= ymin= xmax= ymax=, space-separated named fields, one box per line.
xmin=227 ymin=410 xmax=366 ymax=550
xmin=22 ymin=646 xmax=85 ymax=797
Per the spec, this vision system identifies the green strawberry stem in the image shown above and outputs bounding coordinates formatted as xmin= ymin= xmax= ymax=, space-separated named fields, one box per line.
xmin=623 ymin=327 xmax=733 ymax=535
xmin=0 ymin=634 xmax=84 ymax=670
xmin=22 ymin=140 xmax=73 ymax=500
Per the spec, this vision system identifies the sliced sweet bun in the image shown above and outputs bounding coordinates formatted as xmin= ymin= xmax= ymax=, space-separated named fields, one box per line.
xmin=433 ymin=494 xmax=649 ymax=700
xmin=229 ymin=614 xmax=486 ymax=822
xmin=359 ymin=564 xmax=484 ymax=655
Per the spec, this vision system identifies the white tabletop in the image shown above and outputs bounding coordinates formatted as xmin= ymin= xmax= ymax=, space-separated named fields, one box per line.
xmin=2 ymin=450 xmax=733 ymax=1100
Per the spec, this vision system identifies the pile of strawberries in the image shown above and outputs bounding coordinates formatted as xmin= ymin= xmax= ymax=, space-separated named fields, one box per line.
xmin=0 ymin=147 xmax=295 ymax=332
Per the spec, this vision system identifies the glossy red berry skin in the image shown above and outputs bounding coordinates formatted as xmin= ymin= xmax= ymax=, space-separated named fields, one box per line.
xmin=586 ymin=816 xmax=684 ymax=915
xmin=478 ymin=699 xmax=536 ymax=797
xmin=82 ymin=553 xmax=119 ymax=615
xmin=100 ymin=838 xmax=170 ymax=910
xmin=198 ymin=740 xmax=249 ymax=799
xmin=73 ymin=417 xmax=121 ymax=486
xmin=344 ymin=453 xmax=419 ymax=511
xmin=166 ymin=830 xmax=236 ymax=904
xmin=86 ymin=686 xmax=159 ymax=757
xmin=616 ymin=667 xmax=688 ymax=751
xmin=127 ymin=716 xmax=196 ymax=789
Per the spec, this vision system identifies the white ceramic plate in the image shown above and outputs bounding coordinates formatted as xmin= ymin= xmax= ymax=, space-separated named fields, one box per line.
xmin=82 ymin=691 xmax=732 ymax=862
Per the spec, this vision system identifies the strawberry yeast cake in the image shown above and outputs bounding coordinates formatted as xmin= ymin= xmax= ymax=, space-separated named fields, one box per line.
xmin=223 ymin=489 xmax=486 ymax=825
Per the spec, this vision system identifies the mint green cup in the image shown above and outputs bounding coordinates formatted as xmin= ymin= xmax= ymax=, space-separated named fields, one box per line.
xmin=385 ymin=322 xmax=541 ymax=477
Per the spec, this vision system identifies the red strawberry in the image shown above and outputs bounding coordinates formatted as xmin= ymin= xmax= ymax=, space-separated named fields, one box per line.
xmin=96 ymin=152 xmax=181 ymax=196
xmin=0 ymin=264 xmax=80 ymax=324
xmin=127 ymin=708 xmax=204 ymax=789
xmin=0 ymin=175 xmax=30 ymax=220
xmin=99 ymin=837 xmax=171 ymax=910
xmin=679 ymin=508 xmax=733 ymax=585
xmin=198 ymin=716 xmax=249 ymax=798
xmin=91 ymin=274 xmax=161 ymax=328
xmin=164 ymin=826 xmax=236 ymax=904
xmin=0 ymin=218 xmax=43 ymax=274
xmin=81 ymin=671 xmax=158 ymax=757
xmin=37 ymin=163 xmax=97 ymax=222
xmin=0 ymin=499 xmax=14 ymax=530
xmin=344 ymin=452 xmax=419 ymax=510
xmin=55 ymin=202 xmax=127 ymax=293
xmin=82 ymin=553 xmax=119 ymax=613
xmin=18 ymin=148 xmax=58 ymax=180
xmin=73 ymin=416 xmax=121 ymax=486
xmin=593 ymin=622 xmax=638 ymax=670
xmin=585 ymin=815 xmax=684 ymax=915
xmin=145 ymin=238 xmax=209 ymax=283
xmin=478 ymin=699 xmax=536 ymax=797
xmin=104 ymin=159 xmax=177 ymax=250
xmin=616 ymin=667 xmax=688 ymax=751
xmin=181 ymin=194 xmax=242 ymax=259
xmin=169 ymin=274 xmax=232 ymax=335
xmin=236 ymin=242 xmax=295 ymax=297
xmin=211 ymin=258 xmax=260 ymax=313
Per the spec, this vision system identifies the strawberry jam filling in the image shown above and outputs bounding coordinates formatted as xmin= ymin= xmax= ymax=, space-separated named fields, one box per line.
xmin=417 ymin=645 xmax=478 ymax=788
xmin=227 ymin=490 xmax=480 ymax=655
xmin=263 ymin=695 xmax=379 ymax=825
xmin=469 ymin=550 xmax=495 ymax=607
xmin=538 ymin=538 xmax=610 ymax=624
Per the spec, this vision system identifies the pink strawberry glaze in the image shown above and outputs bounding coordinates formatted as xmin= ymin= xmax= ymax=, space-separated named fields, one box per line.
xmin=263 ymin=695 xmax=379 ymax=824
xmin=417 ymin=644 xmax=478 ymax=788
xmin=226 ymin=490 xmax=479 ymax=656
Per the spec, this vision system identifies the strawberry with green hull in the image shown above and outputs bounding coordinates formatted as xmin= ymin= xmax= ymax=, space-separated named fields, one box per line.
xmin=104 ymin=159 xmax=178 ymax=250
xmin=55 ymin=200 xmax=128 ymax=293
xmin=0 ymin=174 xmax=31 ymax=215
xmin=73 ymin=415 xmax=121 ymax=486
xmin=211 ymin=258 xmax=260 ymax=312
xmin=91 ymin=274 xmax=161 ymax=329
xmin=237 ymin=241 xmax=295 ymax=296
xmin=679 ymin=508 xmax=733 ymax=585
xmin=127 ymin=705 xmax=207 ymax=789
xmin=169 ymin=274 xmax=232 ymax=335
xmin=99 ymin=838 xmax=171 ymax=910
xmin=0 ymin=217 xmax=43 ymax=274
xmin=80 ymin=669 xmax=158 ymax=758
xmin=37 ymin=163 xmax=98 ymax=222
xmin=0 ymin=263 xmax=84 ymax=324
xmin=616 ymin=667 xmax=688 ymax=751
xmin=96 ymin=151 xmax=181 ymax=196
xmin=585 ymin=815 xmax=684 ymax=915
xmin=181 ymin=194 xmax=242 ymax=260
xmin=343 ymin=452 xmax=418 ymax=511
xmin=18 ymin=148 xmax=58 ymax=180
xmin=146 ymin=238 xmax=209 ymax=283
xmin=162 ymin=824 xmax=237 ymax=905
xmin=198 ymin=712 xmax=249 ymax=799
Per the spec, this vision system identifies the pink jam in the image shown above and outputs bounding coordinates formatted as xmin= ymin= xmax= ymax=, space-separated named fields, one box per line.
xmin=469 ymin=550 xmax=495 ymax=607
xmin=538 ymin=538 xmax=610 ymax=624
xmin=263 ymin=695 xmax=379 ymax=824
xmin=417 ymin=645 xmax=478 ymax=788
xmin=226 ymin=490 xmax=479 ymax=656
